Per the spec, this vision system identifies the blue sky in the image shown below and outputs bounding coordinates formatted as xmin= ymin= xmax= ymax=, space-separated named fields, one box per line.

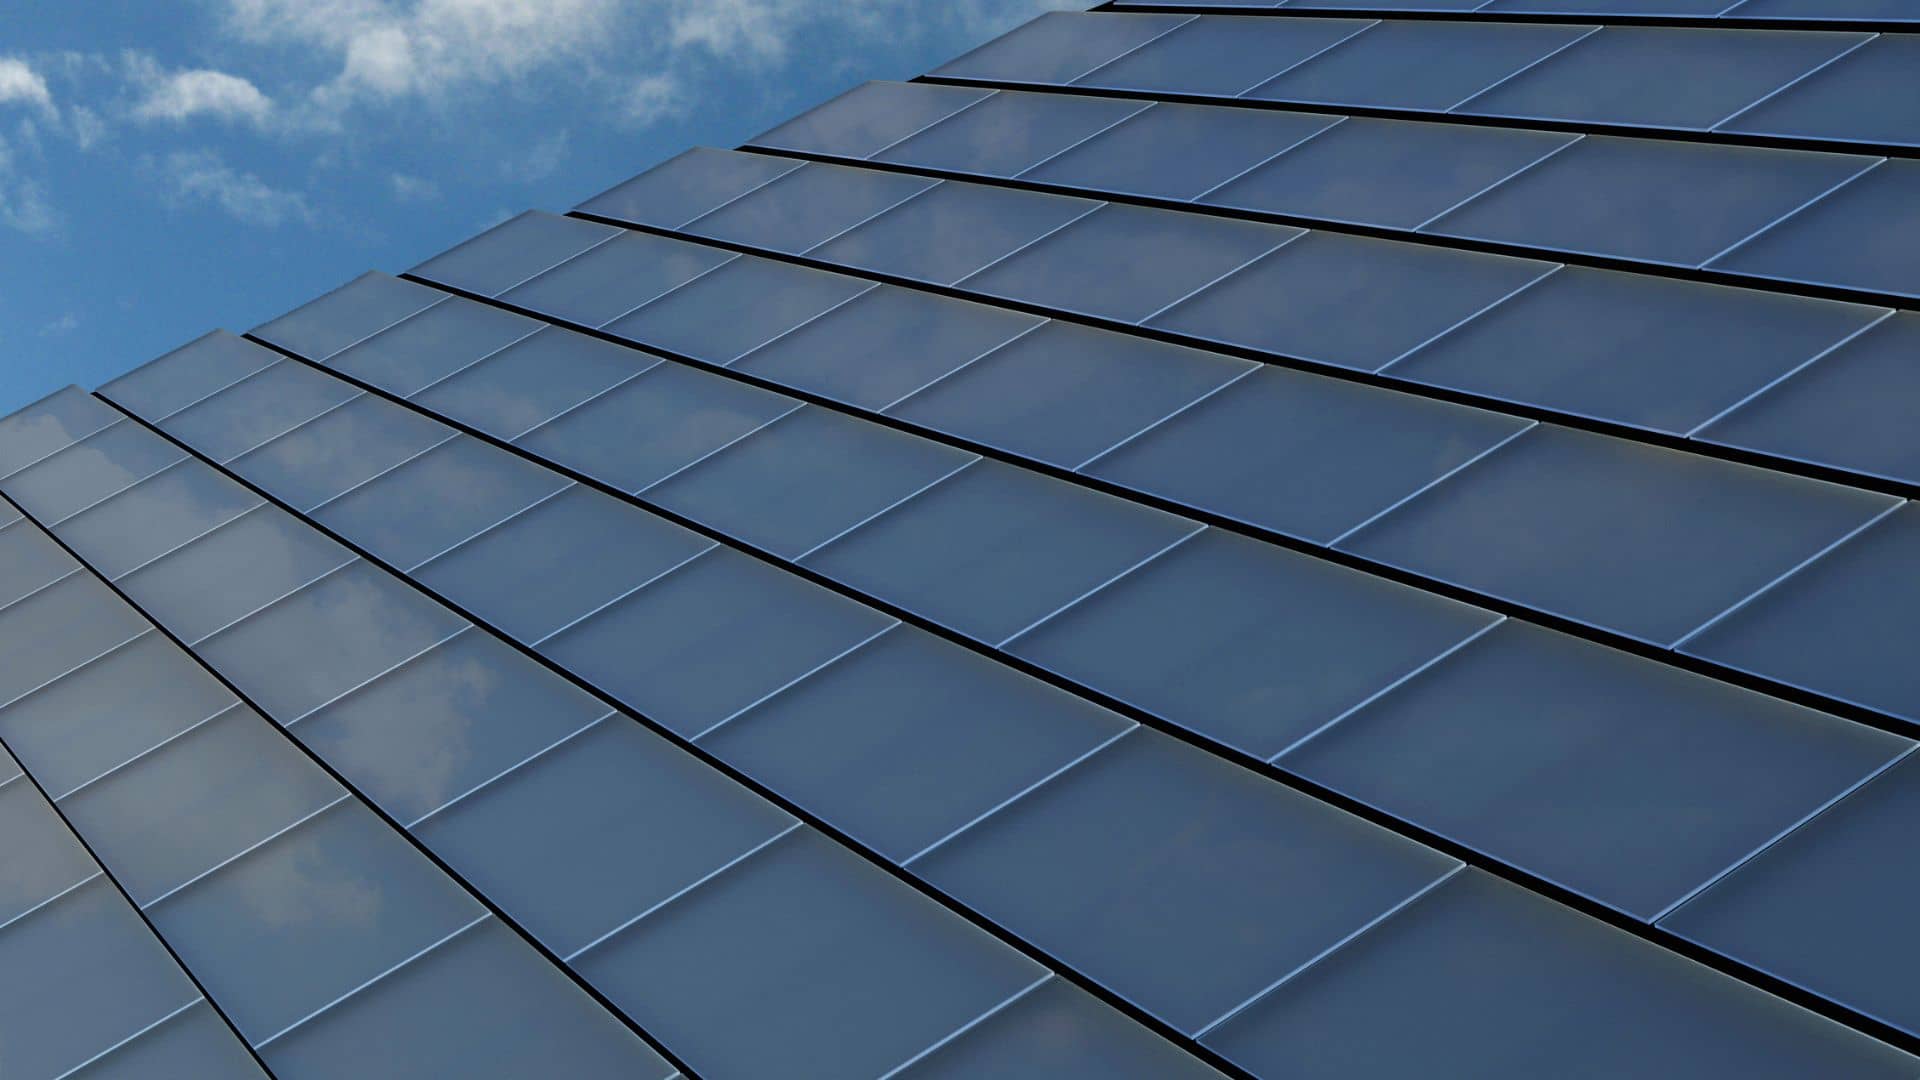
xmin=0 ymin=0 xmax=1073 ymax=416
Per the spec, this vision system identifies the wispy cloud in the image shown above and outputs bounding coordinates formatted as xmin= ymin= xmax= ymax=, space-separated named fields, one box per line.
xmin=127 ymin=54 xmax=274 ymax=126
xmin=146 ymin=149 xmax=313 ymax=226
xmin=209 ymin=0 xmax=1079 ymax=127
xmin=221 ymin=0 xmax=620 ymax=113
xmin=0 ymin=130 xmax=59 ymax=235
xmin=501 ymin=127 xmax=568 ymax=183
xmin=0 ymin=58 xmax=55 ymax=117
xmin=621 ymin=72 xmax=687 ymax=128
xmin=390 ymin=172 xmax=439 ymax=201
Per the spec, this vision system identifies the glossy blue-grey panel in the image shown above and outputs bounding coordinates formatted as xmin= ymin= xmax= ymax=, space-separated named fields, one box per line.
xmin=807 ymin=459 xmax=1196 ymax=646
xmin=0 ymin=573 xmax=148 ymax=707
xmin=1426 ymin=137 xmax=1873 ymax=268
xmin=931 ymin=11 xmax=1194 ymax=85
xmin=1732 ymin=0 xmax=1920 ymax=20
xmin=1249 ymin=20 xmax=1595 ymax=111
xmin=1720 ymin=36 xmax=1919 ymax=149
xmin=101 ymin=330 xmax=278 ymax=421
xmin=61 ymin=705 xmax=340 ymax=905
xmin=903 ymin=976 xmax=1224 ymax=1080
xmin=575 ymin=827 xmax=1042 ymax=1080
xmin=732 ymin=286 xmax=1040 ymax=411
xmin=4 ymin=421 xmax=183 ymax=525
xmin=813 ymin=181 xmax=1099 ymax=287
xmin=118 ymin=507 xmax=353 ymax=645
xmin=648 ymin=406 xmax=974 ymax=559
xmin=497 ymin=230 xmax=735 ymax=329
xmin=890 ymin=320 xmax=1253 ymax=470
xmin=408 ymin=210 xmax=618 ymax=298
xmin=326 ymin=297 xmax=542 ymax=399
xmin=197 ymin=559 xmax=466 ymax=721
xmin=1204 ymin=116 xmax=1575 ymax=229
xmin=875 ymin=91 xmax=1148 ymax=178
xmin=1024 ymin=102 xmax=1337 ymax=203
xmin=1662 ymin=752 xmax=1920 ymax=1038
xmin=578 ymin=146 xmax=803 ymax=230
xmin=68 ymin=1001 xmax=266 ymax=1080
xmin=1086 ymin=365 xmax=1529 ymax=544
xmin=1711 ymin=159 xmax=1919 ymax=300
xmin=1291 ymin=0 xmax=1492 ymax=7
xmin=0 ymin=878 xmax=203 ymax=1080
xmin=1011 ymin=528 xmax=1494 ymax=759
xmin=415 ymin=717 xmax=793 ymax=957
xmin=1387 ymin=266 xmax=1885 ymax=434
xmin=514 ymin=360 xmax=797 ymax=493
xmin=0 ymin=633 xmax=232 ymax=798
xmin=918 ymin=729 xmax=1455 ymax=1035
xmin=604 ymin=257 xmax=872 ymax=365
xmin=683 ymin=161 xmax=934 ymax=255
xmin=703 ymin=625 xmax=1131 ymax=863
xmin=263 ymin=918 xmax=672 ymax=1080
xmin=541 ymin=545 xmax=893 ymax=738
xmin=1284 ymin=620 xmax=1908 ymax=920
xmin=1682 ymin=503 xmax=1919 ymax=724
xmin=1456 ymin=25 xmax=1870 ymax=129
xmin=161 ymin=361 xmax=360 ymax=463
xmin=1487 ymin=0 xmax=1740 ymax=10
xmin=415 ymin=327 xmax=655 ymax=441
xmin=0 ymin=519 xmax=75 ymax=608
xmin=146 ymin=800 xmax=482 ymax=1044
xmin=292 ymin=629 xmax=607 ymax=824
xmin=755 ymin=80 xmax=992 ymax=159
xmin=1699 ymin=312 xmax=1918 ymax=487
xmin=1154 ymin=231 xmax=1552 ymax=372
xmin=0 ymin=386 xmax=118 ymax=478
xmin=250 ymin=271 xmax=443 ymax=362
xmin=1075 ymin=16 xmax=1374 ymax=97
xmin=962 ymin=203 xmax=1298 ymax=324
xmin=230 ymin=392 xmax=451 ymax=512
xmin=1340 ymin=426 xmax=1897 ymax=645
xmin=1206 ymin=869 xmax=1917 ymax=1077
xmin=0 ymin=779 xmax=95 ymax=924
xmin=313 ymin=435 xmax=567 ymax=571
xmin=415 ymin=483 xmax=711 ymax=644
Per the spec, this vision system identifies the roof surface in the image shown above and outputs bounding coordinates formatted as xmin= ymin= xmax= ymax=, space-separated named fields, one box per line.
xmin=0 ymin=3 xmax=1918 ymax=1077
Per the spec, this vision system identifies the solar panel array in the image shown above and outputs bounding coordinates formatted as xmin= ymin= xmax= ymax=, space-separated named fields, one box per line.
xmin=0 ymin=2 xmax=1916 ymax=1076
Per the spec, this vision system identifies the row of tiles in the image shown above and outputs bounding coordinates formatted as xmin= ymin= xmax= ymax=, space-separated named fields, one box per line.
xmin=325 ymin=192 xmax=1913 ymax=725
xmin=945 ymin=11 xmax=1920 ymax=150
xmin=5 ymin=470 xmax=1908 ymax=1078
xmin=0 ymin=740 xmax=267 ymax=1080
xmin=571 ymin=141 xmax=1920 ymax=492
xmin=0 ymin=518 xmax=691 ymax=1079
xmin=19 ymin=273 xmax=1914 ymax=1044
xmin=1109 ymin=1 xmax=1916 ymax=21
xmin=7 ymin=370 xmax=1916 ymax=1071
xmin=749 ymin=78 xmax=1917 ymax=309
xmin=0 ymin=499 xmax=1212 ymax=1079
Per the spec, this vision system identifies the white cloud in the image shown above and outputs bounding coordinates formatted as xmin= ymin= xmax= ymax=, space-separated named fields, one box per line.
xmin=128 ymin=55 xmax=274 ymax=125
xmin=40 ymin=312 xmax=79 ymax=337
xmin=0 ymin=58 xmax=54 ymax=116
xmin=501 ymin=127 xmax=568 ymax=183
xmin=67 ymin=105 xmax=106 ymax=149
xmin=390 ymin=172 xmax=439 ymax=201
xmin=222 ymin=0 xmax=621 ymax=111
xmin=621 ymin=72 xmax=686 ymax=128
xmin=210 ymin=0 xmax=1079 ymax=127
xmin=148 ymin=149 xmax=313 ymax=227
xmin=0 ymin=131 xmax=58 ymax=235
